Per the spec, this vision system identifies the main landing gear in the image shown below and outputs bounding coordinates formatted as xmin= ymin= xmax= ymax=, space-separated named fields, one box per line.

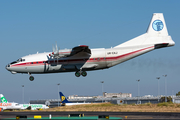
xmin=75 ymin=71 xmax=87 ymax=77
xmin=28 ymin=72 xmax=34 ymax=81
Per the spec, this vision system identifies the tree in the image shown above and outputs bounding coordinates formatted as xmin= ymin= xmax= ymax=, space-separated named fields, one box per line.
xmin=160 ymin=96 xmax=172 ymax=102
xmin=176 ymin=91 xmax=180 ymax=96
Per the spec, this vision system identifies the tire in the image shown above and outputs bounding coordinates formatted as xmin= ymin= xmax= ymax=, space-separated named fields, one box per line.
xmin=81 ymin=71 xmax=87 ymax=77
xmin=29 ymin=76 xmax=34 ymax=81
xmin=75 ymin=71 xmax=81 ymax=77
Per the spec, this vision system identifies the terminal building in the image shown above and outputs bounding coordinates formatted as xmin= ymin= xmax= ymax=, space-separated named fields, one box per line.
xmin=67 ymin=95 xmax=94 ymax=100
xmin=103 ymin=92 xmax=132 ymax=98
xmin=67 ymin=92 xmax=132 ymax=100
xmin=29 ymin=92 xmax=180 ymax=107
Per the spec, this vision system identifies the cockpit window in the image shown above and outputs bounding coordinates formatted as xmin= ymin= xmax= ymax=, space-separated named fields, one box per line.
xmin=16 ymin=58 xmax=22 ymax=62
xmin=10 ymin=61 xmax=17 ymax=64
xmin=10 ymin=58 xmax=25 ymax=65
xmin=16 ymin=58 xmax=25 ymax=62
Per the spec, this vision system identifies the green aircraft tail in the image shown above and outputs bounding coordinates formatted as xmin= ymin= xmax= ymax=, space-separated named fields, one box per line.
xmin=0 ymin=94 xmax=8 ymax=103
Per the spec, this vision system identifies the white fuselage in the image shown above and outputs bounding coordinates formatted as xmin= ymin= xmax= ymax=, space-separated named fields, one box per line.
xmin=6 ymin=45 xmax=155 ymax=74
xmin=63 ymin=102 xmax=91 ymax=106
xmin=0 ymin=102 xmax=22 ymax=110
xmin=20 ymin=104 xmax=49 ymax=110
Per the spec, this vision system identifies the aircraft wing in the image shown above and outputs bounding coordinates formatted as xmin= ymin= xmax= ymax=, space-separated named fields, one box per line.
xmin=49 ymin=45 xmax=91 ymax=58
xmin=69 ymin=45 xmax=91 ymax=56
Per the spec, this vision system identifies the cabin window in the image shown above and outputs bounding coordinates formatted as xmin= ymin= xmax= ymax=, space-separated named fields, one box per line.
xmin=31 ymin=62 xmax=33 ymax=64
xmin=36 ymin=62 xmax=38 ymax=64
xmin=93 ymin=58 xmax=96 ymax=60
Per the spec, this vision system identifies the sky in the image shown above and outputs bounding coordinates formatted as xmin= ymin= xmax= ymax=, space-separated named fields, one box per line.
xmin=0 ymin=0 xmax=180 ymax=103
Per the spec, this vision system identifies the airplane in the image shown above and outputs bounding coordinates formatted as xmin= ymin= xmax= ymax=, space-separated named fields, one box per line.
xmin=20 ymin=103 xmax=49 ymax=110
xmin=0 ymin=94 xmax=49 ymax=110
xmin=60 ymin=92 xmax=90 ymax=106
xmin=0 ymin=94 xmax=22 ymax=111
xmin=6 ymin=13 xmax=175 ymax=81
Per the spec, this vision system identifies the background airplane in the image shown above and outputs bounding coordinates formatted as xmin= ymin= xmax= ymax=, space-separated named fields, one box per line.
xmin=0 ymin=94 xmax=49 ymax=110
xmin=6 ymin=13 xmax=175 ymax=81
xmin=0 ymin=94 xmax=21 ymax=111
xmin=20 ymin=103 xmax=49 ymax=110
xmin=60 ymin=92 xmax=90 ymax=106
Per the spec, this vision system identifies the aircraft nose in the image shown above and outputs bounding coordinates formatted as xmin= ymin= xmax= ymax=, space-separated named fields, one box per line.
xmin=5 ymin=64 xmax=10 ymax=70
xmin=6 ymin=64 xmax=17 ymax=74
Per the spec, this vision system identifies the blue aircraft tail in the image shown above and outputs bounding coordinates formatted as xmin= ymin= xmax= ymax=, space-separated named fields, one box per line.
xmin=59 ymin=92 xmax=72 ymax=103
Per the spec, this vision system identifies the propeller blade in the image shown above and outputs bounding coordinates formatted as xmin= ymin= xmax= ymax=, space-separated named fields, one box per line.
xmin=53 ymin=45 xmax=55 ymax=53
xmin=56 ymin=43 xmax=58 ymax=52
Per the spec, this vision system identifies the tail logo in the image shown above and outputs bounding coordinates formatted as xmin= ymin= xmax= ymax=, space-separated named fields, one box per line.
xmin=152 ymin=20 xmax=164 ymax=31
xmin=61 ymin=96 xmax=66 ymax=101
xmin=1 ymin=97 xmax=7 ymax=103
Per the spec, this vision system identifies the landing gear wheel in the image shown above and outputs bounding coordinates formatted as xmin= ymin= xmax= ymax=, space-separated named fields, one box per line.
xmin=81 ymin=71 xmax=87 ymax=77
xmin=29 ymin=76 xmax=34 ymax=81
xmin=75 ymin=71 xmax=81 ymax=77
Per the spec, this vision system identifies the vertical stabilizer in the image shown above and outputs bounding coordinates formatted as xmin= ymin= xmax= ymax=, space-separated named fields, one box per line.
xmin=147 ymin=13 xmax=168 ymax=36
xmin=0 ymin=94 xmax=8 ymax=103
xmin=59 ymin=92 xmax=72 ymax=103
xmin=114 ymin=13 xmax=175 ymax=48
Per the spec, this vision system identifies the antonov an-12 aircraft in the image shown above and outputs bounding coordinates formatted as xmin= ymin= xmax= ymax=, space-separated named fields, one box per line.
xmin=6 ymin=13 xmax=175 ymax=81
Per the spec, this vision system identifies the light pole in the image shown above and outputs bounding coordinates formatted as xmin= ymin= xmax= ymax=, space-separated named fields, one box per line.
xmin=22 ymin=85 xmax=24 ymax=104
xmin=101 ymin=81 xmax=104 ymax=103
xmin=163 ymin=75 xmax=167 ymax=102
xmin=156 ymin=77 xmax=160 ymax=102
xmin=136 ymin=79 xmax=140 ymax=104
xmin=57 ymin=83 xmax=60 ymax=107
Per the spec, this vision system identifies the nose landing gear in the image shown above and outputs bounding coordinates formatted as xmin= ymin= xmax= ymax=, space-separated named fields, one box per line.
xmin=29 ymin=76 xmax=34 ymax=81
xmin=28 ymin=72 xmax=34 ymax=81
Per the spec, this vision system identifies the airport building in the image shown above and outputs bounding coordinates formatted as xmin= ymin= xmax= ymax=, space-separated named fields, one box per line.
xmin=30 ymin=92 xmax=170 ymax=107
xmin=29 ymin=92 xmax=180 ymax=107
xmin=30 ymin=96 xmax=160 ymax=107
xmin=103 ymin=92 xmax=132 ymax=98
xmin=66 ymin=92 xmax=132 ymax=100
xmin=172 ymin=96 xmax=180 ymax=103
xmin=67 ymin=95 xmax=94 ymax=100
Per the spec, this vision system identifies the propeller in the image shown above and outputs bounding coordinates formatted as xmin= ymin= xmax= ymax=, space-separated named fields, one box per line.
xmin=49 ymin=43 xmax=60 ymax=64
xmin=48 ymin=43 xmax=71 ymax=63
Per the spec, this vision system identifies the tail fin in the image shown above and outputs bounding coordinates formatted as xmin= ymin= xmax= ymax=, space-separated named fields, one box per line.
xmin=114 ymin=13 xmax=175 ymax=48
xmin=147 ymin=13 xmax=168 ymax=36
xmin=0 ymin=94 xmax=8 ymax=103
xmin=59 ymin=92 xmax=71 ymax=103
